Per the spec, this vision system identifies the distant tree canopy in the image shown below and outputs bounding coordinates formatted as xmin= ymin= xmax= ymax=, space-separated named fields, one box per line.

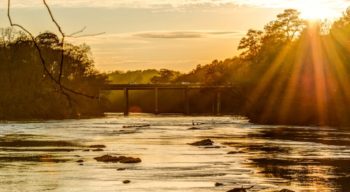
xmin=236 ymin=8 xmax=350 ymax=126
xmin=0 ymin=28 xmax=107 ymax=119
xmin=130 ymin=8 xmax=350 ymax=126
xmin=5 ymin=8 xmax=350 ymax=125
xmin=151 ymin=69 xmax=180 ymax=84
xmin=230 ymin=8 xmax=350 ymax=126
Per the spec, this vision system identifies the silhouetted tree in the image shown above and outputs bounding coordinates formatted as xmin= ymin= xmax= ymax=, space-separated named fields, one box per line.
xmin=151 ymin=69 xmax=180 ymax=84
xmin=0 ymin=28 xmax=107 ymax=119
xmin=238 ymin=29 xmax=263 ymax=61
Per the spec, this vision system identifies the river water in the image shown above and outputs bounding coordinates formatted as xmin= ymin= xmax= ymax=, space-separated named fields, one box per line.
xmin=0 ymin=114 xmax=349 ymax=192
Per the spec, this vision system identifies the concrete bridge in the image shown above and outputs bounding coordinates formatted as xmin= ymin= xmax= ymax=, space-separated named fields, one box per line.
xmin=102 ymin=84 xmax=236 ymax=116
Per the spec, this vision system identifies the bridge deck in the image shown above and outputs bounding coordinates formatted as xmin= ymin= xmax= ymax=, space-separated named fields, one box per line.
xmin=101 ymin=84 xmax=234 ymax=115
xmin=102 ymin=84 xmax=235 ymax=90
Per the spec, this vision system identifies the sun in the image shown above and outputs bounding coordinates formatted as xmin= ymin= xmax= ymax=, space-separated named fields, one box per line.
xmin=296 ymin=3 xmax=338 ymax=20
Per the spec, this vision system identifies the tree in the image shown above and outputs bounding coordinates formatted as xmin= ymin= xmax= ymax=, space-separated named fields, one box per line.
xmin=0 ymin=28 xmax=107 ymax=119
xmin=263 ymin=9 xmax=305 ymax=42
xmin=36 ymin=32 xmax=60 ymax=46
xmin=332 ymin=8 xmax=350 ymax=31
xmin=238 ymin=29 xmax=263 ymax=61
xmin=151 ymin=69 xmax=180 ymax=84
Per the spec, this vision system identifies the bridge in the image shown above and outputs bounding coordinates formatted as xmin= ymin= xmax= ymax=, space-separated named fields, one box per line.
xmin=102 ymin=84 xmax=236 ymax=116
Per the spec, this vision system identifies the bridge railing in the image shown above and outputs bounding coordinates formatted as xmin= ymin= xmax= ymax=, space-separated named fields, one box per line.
xmin=102 ymin=83 xmax=236 ymax=90
xmin=101 ymin=84 xmax=236 ymax=115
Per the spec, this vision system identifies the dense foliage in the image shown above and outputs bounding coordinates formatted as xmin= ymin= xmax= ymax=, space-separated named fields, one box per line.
xmin=4 ymin=8 xmax=350 ymax=125
xmin=105 ymin=8 xmax=350 ymax=125
xmin=238 ymin=9 xmax=350 ymax=125
xmin=171 ymin=8 xmax=350 ymax=125
xmin=0 ymin=28 xmax=107 ymax=119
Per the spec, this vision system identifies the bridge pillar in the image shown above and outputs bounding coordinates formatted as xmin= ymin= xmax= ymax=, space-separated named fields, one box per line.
xmin=184 ymin=88 xmax=190 ymax=115
xmin=216 ymin=91 xmax=221 ymax=115
xmin=154 ymin=88 xmax=159 ymax=114
xmin=124 ymin=88 xmax=129 ymax=116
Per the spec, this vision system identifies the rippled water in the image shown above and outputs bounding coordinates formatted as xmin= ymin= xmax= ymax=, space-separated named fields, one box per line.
xmin=0 ymin=114 xmax=349 ymax=192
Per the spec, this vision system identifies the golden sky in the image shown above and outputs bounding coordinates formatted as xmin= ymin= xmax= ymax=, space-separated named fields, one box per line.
xmin=0 ymin=0 xmax=348 ymax=72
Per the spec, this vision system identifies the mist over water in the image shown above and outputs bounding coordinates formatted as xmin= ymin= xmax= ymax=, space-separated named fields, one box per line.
xmin=0 ymin=114 xmax=349 ymax=192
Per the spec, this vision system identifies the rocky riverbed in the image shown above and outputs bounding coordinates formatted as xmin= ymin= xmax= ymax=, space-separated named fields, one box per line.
xmin=0 ymin=114 xmax=349 ymax=192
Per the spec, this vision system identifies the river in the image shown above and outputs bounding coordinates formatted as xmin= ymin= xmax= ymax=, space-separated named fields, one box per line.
xmin=0 ymin=114 xmax=349 ymax=192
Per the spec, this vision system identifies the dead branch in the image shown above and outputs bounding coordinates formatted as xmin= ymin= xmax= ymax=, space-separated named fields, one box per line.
xmin=42 ymin=0 xmax=65 ymax=84
xmin=67 ymin=26 xmax=105 ymax=38
xmin=7 ymin=0 xmax=98 ymax=100
xmin=68 ymin=26 xmax=87 ymax=37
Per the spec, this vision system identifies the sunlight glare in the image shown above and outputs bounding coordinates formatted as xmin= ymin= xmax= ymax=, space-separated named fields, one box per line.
xmin=297 ymin=2 xmax=338 ymax=20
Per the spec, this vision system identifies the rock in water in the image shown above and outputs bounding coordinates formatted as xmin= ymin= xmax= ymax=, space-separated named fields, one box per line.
xmin=227 ymin=189 xmax=247 ymax=192
xmin=227 ymin=186 xmax=254 ymax=192
xmin=215 ymin=182 xmax=224 ymax=187
xmin=92 ymin=148 xmax=104 ymax=152
xmin=189 ymin=139 xmax=214 ymax=146
xmin=94 ymin=155 xmax=142 ymax=163
xmin=119 ymin=156 xmax=142 ymax=164
xmin=89 ymin=145 xmax=106 ymax=148
xmin=123 ymin=180 xmax=131 ymax=184
xmin=279 ymin=190 xmax=295 ymax=192
xmin=94 ymin=155 xmax=119 ymax=162
xmin=227 ymin=150 xmax=244 ymax=154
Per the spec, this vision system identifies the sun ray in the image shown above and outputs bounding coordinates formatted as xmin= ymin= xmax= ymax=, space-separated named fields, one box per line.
xmin=296 ymin=2 xmax=339 ymax=20
xmin=279 ymin=35 xmax=308 ymax=122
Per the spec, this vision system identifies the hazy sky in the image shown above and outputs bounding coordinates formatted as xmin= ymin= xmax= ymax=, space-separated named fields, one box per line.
xmin=0 ymin=0 xmax=349 ymax=72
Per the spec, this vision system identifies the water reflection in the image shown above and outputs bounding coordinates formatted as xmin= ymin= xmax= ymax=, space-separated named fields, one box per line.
xmin=0 ymin=115 xmax=349 ymax=191
xmin=244 ymin=127 xmax=350 ymax=191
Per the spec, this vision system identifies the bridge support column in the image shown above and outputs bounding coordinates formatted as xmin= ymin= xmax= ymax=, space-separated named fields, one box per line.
xmin=216 ymin=91 xmax=221 ymax=115
xmin=154 ymin=88 xmax=159 ymax=114
xmin=184 ymin=88 xmax=190 ymax=115
xmin=124 ymin=88 xmax=129 ymax=116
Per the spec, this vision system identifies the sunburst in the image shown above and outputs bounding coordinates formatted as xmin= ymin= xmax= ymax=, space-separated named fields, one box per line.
xmin=296 ymin=2 xmax=339 ymax=20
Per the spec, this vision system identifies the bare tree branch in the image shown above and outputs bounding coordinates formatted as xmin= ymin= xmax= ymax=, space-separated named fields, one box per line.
xmin=68 ymin=26 xmax=87 ymax=37
xmin=7 ymin=0 xmax=99 ymax=100
xmin=69 ymin=32 xmax=106 ymax=38
xmin=42 ymin=0 xmax=65 ymax=84
xmin=67 ymin=27 xmax=106 ymax=38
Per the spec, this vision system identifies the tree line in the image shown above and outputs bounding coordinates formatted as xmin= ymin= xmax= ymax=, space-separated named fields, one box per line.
xmin=3 ymin=8 xmax=350 ymax=125
xmin=106 ymin=8 xmax=350 ymax=125
xmin=0 ymin=28 xmax=107 ymax=119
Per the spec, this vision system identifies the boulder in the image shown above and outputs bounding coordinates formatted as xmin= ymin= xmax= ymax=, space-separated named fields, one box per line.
xmin=279 ymin=189 xmax=295 ymax=192
xmin=227 ymin=151 xmax=243 ymax=154
xmin=215 ymin=182 xmax=224 ymax=187
xmin=189 ymin=139 xmax=214 ymax=146
xmin=227 ymin=186 xmax=253 ymax=192
xmin=92 ymin=148 xmax=104 ymax=152
xmin=227 ymin=188 xmax=247 ymax=192
xmin=94 ymin=155 xmax=120 ymax=162
xmin=94 ymin=155 xmax=142 ymax=163
xmin=119 ymin=156 xmax=142 ymax=164
xmin=89 ymin=145 xmax=106 ymax=148
xmin=123 ymin=180 xmax=131 ymax=184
